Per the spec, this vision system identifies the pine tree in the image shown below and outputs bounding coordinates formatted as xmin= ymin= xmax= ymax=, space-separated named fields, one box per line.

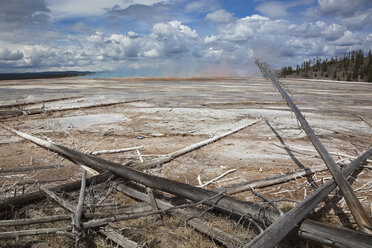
xmin=369 ymin=49 xmax=372 ymax=66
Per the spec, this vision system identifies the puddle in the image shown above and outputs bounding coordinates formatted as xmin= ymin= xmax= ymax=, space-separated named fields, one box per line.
xmin=26 ymin=114 xmax=129 ymax=130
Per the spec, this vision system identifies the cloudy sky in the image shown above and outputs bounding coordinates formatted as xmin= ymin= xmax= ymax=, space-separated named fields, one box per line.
xmin=0 ymin=0 xmax=371 ymax=76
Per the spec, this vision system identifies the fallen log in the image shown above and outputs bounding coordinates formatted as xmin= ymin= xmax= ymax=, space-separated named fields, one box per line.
xmin=299 ymin=219 xmax=372 ymax=248
xmin=256 ymin=59 xmax=372 ymax=234
xmin=99 ymin=226 xmax=139 ymax=248
xmin=1 ymin=178 xmax=68 ymax=188
xmin=91 ymin=146 xmax=144 ymax=155
xmin=0 ymin=172 xmax=113 ymax=214
xmin=0 ymin=227 xmax=71 ymax=239
xmin=75 ymin=170 xmax=86 ymax=231
xmin=0 ymin=165 xmax=61 ymax=174
xmin=2 ymin=124 xmax=372 ymax=247
xmin=223 ymin=165 xmax=328 ymax=195
xmin=137 ymin=119 xmax=261 ymax=170
xmin=0 ymin=203 xmax=152 ymax=227
xmin=245 ymin=147 xmax=372 ymax=247
xmin=0 ymin=123 xmax=278 ymax=226
xmin=40 ymin=186 xmax=75 ymax=212
xmin=113 ymin=182 xmax=244 ymax=248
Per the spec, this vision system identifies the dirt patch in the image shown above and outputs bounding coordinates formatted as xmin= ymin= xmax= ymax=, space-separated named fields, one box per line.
xmin=0 ymin=77 xmax=371 ymax=247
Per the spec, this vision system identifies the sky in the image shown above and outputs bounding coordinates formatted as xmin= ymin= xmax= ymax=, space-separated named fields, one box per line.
xmin=0 ymin=0 xmax=372 ymax=76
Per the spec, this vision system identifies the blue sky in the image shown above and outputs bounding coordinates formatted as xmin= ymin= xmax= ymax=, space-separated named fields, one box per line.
xmin=0 ymin=0 xmax=371 ymax=76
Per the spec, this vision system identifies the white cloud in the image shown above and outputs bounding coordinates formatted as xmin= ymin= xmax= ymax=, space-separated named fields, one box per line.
xmin=205 ymin=10 xmax=235 ymax=24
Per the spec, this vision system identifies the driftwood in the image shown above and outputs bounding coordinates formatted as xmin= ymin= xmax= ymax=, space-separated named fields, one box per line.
xmin=0 ymin=203 xmax=152 ymax=227
xmin=91 ymin=146 xmax=144 ymax=155
xmin=0 ymin=202 xmax=212 ymax=240
xmin=256 ymin=59 xmax=372 ymax=234
xmin=1 ymin=178 xmax=68 ymax=188
xmin=224 ymin=165 xmax=328 ymax=195
xmin=137 ymin=119 xmax=261 ymax=170
xmin=146 ymin=187 xmax=161 ymax=220
xmin=0 ymin=172 xmax=112 ymax=214
xmin=0 ymin=99 xmax=144 ymax=118
xmin=74 ymin=170 xmax=87 ymax=246
xmin=0 ymin=227 xmax=71 ymax=239
xmin=40 ymin=186 xmax=75 ymax=212
xmin=197 ymin=169 xmax=236 ymax=188
xmin=0 ymin=165 xmax=61 ymax=174
xmin=0 ymin=123 xmax=278 ymax=225
xmin=2 ymin=124 xmax=372 ymax=247
xmin=245 ymin=148 xmax=372 ymax=247
xmin=113 ymin=182 xmax=243 ymax=247
xmin=0 ymin=214 xmax=71 ymax=227
xmin=75 ymin=170 xmax=86 ymax=230
xmin=99 ymin=226 xmax=139 ymax=248
xmin=299 ymin=219 xmax=372 ymax=248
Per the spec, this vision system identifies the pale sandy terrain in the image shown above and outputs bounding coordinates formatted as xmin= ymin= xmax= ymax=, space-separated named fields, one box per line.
xmin=0 ymin=77 xmax=371 ymax=247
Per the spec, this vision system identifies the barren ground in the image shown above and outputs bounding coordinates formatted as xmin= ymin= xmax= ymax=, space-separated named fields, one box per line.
xmin=0 ymin=77 xmax=371 ymax=247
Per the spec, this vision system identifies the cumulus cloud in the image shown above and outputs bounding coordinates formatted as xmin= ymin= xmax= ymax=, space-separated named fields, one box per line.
xmin=1 ymin=0 xmax=372 ymax=75
xmin=318 ymin=0 xmax=367 ymax=17
xmin=0 ymin=48 xmax=24 ymax=61
xmin=205 ymin=10 xmax=235 ymax=24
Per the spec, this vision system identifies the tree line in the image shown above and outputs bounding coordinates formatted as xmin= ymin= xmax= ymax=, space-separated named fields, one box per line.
xmin=281 ymin=49 xmax=372 ymax=82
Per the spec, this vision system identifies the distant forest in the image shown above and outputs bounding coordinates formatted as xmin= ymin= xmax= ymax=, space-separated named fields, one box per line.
xmin=280 ymin=49 xmax=372 ymax=82
xmin=0 ymin=71 xmax=93 ymax=80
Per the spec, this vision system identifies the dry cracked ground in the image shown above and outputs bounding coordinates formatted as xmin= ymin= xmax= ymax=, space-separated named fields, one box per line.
xmin=0 ymin=77 xmax=371 ymax=247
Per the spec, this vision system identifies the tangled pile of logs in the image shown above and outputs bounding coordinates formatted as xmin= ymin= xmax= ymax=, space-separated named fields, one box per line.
xmin=0 ymin=61 xmax=371 ymax=248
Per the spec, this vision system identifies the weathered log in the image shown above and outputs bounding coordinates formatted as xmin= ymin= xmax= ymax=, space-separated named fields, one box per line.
xmin=75 ymin=170 xmax=86 ymax=230
xmin=0 ymin=203 xmax=152 ymax=227
xmin=91 ymin=146 xmax=144 ymax=155
xmin=243 ymin=148 xmax=372 ymax=246
xmin=113 ymin=182 xmax=244 ymax=248
xmin=0 ymin=123 xmax=278 ymax=225
xmin=224 ymin=165 xmax=328 ymax=195
xmin=256 ymin=59 xmax=372 ymax=234
xmin=99 ymin=226 xmax=139 ymax=248
xmin=40 ymin=186 xmax=75 ymax=212
xmin=3 ymin=124 xmax=372 ymax=247
xmin=0 ymin=172 xmax=112 ymax=214
xmin=0 ymin=227 xmax=71 ymax=239
xmin=137 ymin=119 xmax=261 ymax=170
xmin=299 ymin=219 xmax=372 ymax=248
xmin=146 ymin=187 xmax=161 ymax=220
xmin=0 ymin=214 xmax=71 ymax=227
xmin=0 ymin=165 xmax=61 ymax=174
